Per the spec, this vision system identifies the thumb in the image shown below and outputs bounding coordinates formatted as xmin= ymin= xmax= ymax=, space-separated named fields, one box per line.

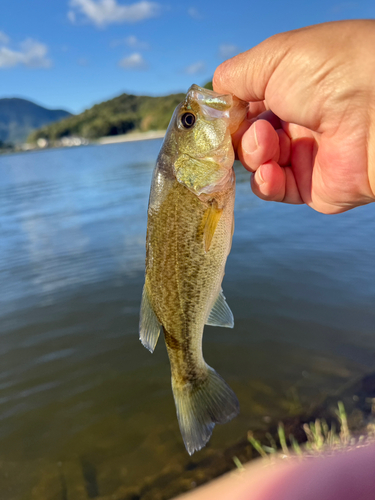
xmin=213 ymin=33 xmax=290 ymax=103
xmin=213 ymin=20 xmax=375 ymax=132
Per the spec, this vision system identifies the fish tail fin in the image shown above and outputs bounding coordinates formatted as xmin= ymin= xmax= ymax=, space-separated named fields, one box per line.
xmin=172 ymin=366 xmax=239 ymax=455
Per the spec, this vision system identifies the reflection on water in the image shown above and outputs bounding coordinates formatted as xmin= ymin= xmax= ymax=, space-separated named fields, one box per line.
xmin=0 ymin=141 xmax=374 ymax=498
xmin=0 ymin=143 xmax=151 ymax=312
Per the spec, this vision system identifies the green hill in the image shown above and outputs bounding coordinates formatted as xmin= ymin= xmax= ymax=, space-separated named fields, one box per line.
xmin=28 ymin=92 xmax=185 ymax=143
xmin=0 ymin=98 xmax=71 ymax=144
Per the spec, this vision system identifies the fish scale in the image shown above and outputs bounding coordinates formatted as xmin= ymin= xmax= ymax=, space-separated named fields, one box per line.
xmin=139 ymin=84 xmax=248 ymax=454
xmin=147 ymin=179 xmax=233 ymax=376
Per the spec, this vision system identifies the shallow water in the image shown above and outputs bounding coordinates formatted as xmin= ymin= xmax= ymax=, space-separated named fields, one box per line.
xmin=0 ymin=141 xmax=374 ymax=498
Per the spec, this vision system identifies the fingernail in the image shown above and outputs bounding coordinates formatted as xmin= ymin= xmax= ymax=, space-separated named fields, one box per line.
xmin=243 ymin=121 xmax=258 ymax=154
xmin=254 ymin=166 xmax=264 ymax=185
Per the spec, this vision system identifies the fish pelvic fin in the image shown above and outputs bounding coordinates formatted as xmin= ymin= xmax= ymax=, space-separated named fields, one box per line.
xmin=172 ymin=366 xmax=239 ymax=455
xmin=200 ymin=201 xmax=223 ymax=253
xmin=206 ymin=289 xmax=234 ymax=328
xmin=139 ymin=285 xmax=161 ymax=353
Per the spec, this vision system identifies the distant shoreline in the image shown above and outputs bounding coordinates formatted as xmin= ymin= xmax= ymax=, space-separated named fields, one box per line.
xmin=97 ymin=130 xmax=166 ymax=145
xmin=0 ymin=130 xmax=167 ymax=156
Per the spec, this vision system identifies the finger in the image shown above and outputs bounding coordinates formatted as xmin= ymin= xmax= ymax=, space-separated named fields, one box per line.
xmin=290 ymin=136 xmax=316 ymax=205
xmin=251 ymin=161 xmax=303 ymax=204
xmin=232 ymin=119 xmax=251 ymax=159
xmin=251 ymin=110 xmax=282 ymax=129
xmin=251 ymin=161 xmax=285 ymax=201
xmin=282 ymin=121 xmax=315 ymax=140
xmin=248 ymin=101 xmax=267 ymax=119
xmin=233 ymin=106 xmax=275 ymax=156
xmin=213 ymin=28 xmax=328 ymax=131
xmin=238 ymin=120 xmax=280 ymax=172
xmin=277 ymin=129 xmax=291 ymax=166
xmin=213 ymin=35 xmax=290 ymax=102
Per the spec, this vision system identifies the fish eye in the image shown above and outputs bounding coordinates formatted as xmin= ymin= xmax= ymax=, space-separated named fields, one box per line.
xmin=180 ymin=112 xmax=196 ymax=129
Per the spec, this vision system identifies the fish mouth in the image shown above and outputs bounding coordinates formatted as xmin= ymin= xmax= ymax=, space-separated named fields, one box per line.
xmin=186 ymin=84 xmax=233 ymax=112
xmin=186 ymin=84 xmax=248 ymax=135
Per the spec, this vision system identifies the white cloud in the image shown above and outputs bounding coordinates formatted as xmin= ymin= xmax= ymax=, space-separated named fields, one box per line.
xmin=188 ymin=7 xmax=202 ymax=20
xmin=184 ymin=61 xmax=205 ymax=75
xmin=125 ymin=35 xmax=149 ymax=48
xmin=67 ymin=10 xmax=76 ymax=23
xmin=69 ymin=0 xmax=160 ymax=27
xmin=0 ymin=38 xmax=51 ymax=69
xmin=119 ymin=52 xmax=147 ymax=69
xmin=219 ymin=44 xmax=239 ymax=59
xmin=0 ymin=31 xmax=9 ymax=44
xmin=111 ymin=35 xmax=149 ymax=49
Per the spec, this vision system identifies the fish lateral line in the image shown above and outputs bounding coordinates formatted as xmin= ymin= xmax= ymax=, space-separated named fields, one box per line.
xmin=163 ymin=327 xmax=182 ymax=351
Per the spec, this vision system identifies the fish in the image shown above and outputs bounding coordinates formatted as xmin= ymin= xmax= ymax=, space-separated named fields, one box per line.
xmin=139 ymin=84 xmax=248 ymax=455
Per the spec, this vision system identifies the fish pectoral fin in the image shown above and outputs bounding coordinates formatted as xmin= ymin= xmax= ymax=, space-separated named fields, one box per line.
xmin=206 ymin=289 xmax=234 ymax=328
xmin=139 ymin=285 xmax=161 ymax=353
xmin=202 ymin=201 xmax=223 ymax=252
xmin=172 ymin=365 xmax=239 ymax=455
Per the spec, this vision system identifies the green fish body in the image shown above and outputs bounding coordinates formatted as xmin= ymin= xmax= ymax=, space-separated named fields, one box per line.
xmin=140 ymin=85 xmax=247 ymax=455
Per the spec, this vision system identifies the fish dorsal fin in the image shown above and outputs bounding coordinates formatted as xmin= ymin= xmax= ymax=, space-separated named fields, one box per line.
xmin=139 ymin=285 xmax=161 ymax=353
xmin=206 ymin=289 xmax=234 ymax=328
xmin=202 ymin=201 xmax=222 ymax=252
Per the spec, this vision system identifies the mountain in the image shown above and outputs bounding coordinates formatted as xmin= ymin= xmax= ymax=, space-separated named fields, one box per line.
xmin=27 ymin=81 xmax=213 ymax=144
xmin=28 ymin=92 xmax=186 ymax=143
xmin=0 ymin=98 xmax=72 ymax=144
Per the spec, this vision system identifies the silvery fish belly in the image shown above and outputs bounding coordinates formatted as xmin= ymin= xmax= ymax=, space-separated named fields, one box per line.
xmin=139 ymin=84 xmax=248 ymax=455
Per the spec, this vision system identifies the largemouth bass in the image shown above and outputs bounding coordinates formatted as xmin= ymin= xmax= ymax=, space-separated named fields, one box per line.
xmin=140 ymin=84 xmax=247 ymax=455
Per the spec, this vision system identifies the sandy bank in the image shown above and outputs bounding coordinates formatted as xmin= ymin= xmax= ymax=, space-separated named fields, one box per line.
xmin=97 ymin=130 xmax=166 ymax=145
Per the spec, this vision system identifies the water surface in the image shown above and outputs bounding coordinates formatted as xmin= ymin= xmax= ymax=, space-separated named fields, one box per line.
xmin=0 ymin=141 xmax=374 ymax=498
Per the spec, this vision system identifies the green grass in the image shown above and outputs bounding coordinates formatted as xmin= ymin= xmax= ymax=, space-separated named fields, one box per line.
xmin=244 ymin=401 xmax=359 ymax=463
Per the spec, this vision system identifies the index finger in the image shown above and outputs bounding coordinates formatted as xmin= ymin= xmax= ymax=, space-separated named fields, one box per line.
xmin=213 ymin=35 xmax=288 ymax=102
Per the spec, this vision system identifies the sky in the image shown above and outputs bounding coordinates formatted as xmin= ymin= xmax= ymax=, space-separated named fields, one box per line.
xmin=0 ymin=0 xmax=374 ymax=114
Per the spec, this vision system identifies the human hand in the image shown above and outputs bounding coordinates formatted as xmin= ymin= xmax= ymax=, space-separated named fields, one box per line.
xmin=213 ymin=20 xmax=375 ymax=214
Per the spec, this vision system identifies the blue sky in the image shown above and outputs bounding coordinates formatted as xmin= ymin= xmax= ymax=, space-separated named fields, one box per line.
xmin=0 ymin=0 xmax=374 ymax=114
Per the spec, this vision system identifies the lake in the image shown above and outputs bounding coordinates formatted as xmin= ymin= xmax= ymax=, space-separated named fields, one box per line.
xmin=0 ymin=140 xmax=374 ymax=499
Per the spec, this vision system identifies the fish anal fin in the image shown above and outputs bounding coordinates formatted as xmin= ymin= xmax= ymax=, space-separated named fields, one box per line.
xmin=202 ymin=201 xmax=222 ymax=252
xmin=172 ymin=366 xmax=239 ymax=455
xmin=206 ymin=289 xmax=234 ymax=328
xmin=139 ymin=285 xmax=161 ymax=353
